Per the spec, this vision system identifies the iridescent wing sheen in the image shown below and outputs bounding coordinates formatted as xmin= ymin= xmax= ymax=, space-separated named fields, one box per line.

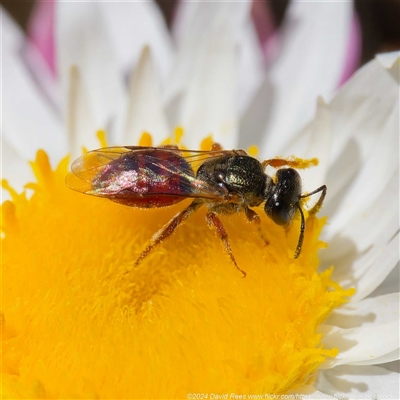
xmin=66 ymin=146 xmax=244 ymax=203
xmin=66 ymin=147 xmax=134 ymax=195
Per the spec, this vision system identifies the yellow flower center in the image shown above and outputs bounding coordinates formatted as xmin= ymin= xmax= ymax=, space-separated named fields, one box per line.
xmin=1 ymin=131 xmax=353 ymax=398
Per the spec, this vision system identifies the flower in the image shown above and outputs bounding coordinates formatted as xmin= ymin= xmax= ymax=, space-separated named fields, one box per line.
xmin=2 ymin=2 xmax=399 ymax=398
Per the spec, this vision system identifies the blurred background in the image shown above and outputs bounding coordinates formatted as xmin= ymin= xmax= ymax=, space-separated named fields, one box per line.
xmin=2 ymin=0 xmax=400 ymax=65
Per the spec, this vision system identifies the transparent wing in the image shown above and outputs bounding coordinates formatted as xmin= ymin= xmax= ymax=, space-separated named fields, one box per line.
xmin=66 ymin=147 xmax=134 ymax=195
xmin=66 ymin=146 xmax=246 ymax=202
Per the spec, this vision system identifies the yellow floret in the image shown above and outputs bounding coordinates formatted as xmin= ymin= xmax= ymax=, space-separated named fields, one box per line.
xmin=1 ymin=133 xmax=354 ymax=398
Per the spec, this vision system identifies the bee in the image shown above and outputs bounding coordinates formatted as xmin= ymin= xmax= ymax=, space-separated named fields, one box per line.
xmin=66 ymin=144 xmax=326 ymax=277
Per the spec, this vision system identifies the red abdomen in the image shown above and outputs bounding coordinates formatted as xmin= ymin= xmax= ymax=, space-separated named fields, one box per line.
xmin=92 ymin=149 xmax=195 ymax=208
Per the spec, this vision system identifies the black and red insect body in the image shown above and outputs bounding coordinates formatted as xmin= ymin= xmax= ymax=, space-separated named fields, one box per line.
xmin=66 ymin=144 xmax=326 ymax=277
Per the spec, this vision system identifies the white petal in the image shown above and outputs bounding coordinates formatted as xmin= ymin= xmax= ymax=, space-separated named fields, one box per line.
xmin=316 ymin=365 xmax=400 ymax=399
xmin=178 ymin=19 xmax=238 ymax=149
xmin=377 ymin=50 xmax=400 ymax=82
xmin=167 ymin=1 xmax=242 ymax=105
xmin=2 ymin=8 xmax=65 ymax=166
xmin=323 ymin=57 xmax=398 ymax=205
xmin=170 ymin=0 xmax=196 ymax=44
xmin=351 ymin=349 xmax=400 ymax=367
xmin=123 ymin=46 xmax=170 ymax=144
xmin=386 ymin=55 xmax=400 ymax=84
xmin=319 ymin=319 xmax=399 ymax=368
xmin=172 ymin=0 xmax=200 ymax=44
xmin=24 ymin=37 xmax=61 ymax=112
xmin=369 ymin=264 xmax=400 ymax=299
xmin=236 ymin=14 xmax=265 ymax=116
xmin=329 ymin=56 xmax=398 ymax=162
xmin=323 ymin=108 xmax=398 ymax=238
xmin=281 ymin=97 xmax=332 ymax=192
xmin=325 ymin=293 xmax=399 ymax=329
xmin=348 ymin=233 xmax=400 ymax=303
xmin=322 ymin=170 xmax=399 ymax=268
xmin=168 ymin=1 xmax=262 ymax=147
xmin=376 ymin=50 xmax=400 ymax=66
xmin=56 ymin=2 xmax=126 ymax=143
xmin=99 ymin=1 xmax=173 ymax=85
xmin=261 ymin=2 xmax=352 ymax=156
xmin=174 ymin=2 xmax=264 ymax=116
xmin=238 ymin=76 xmax=274 ymax=151
xmin=1 ymin=6 xmax=23 ymax=45
xmin=67 ymin=66 xmax=98 ymax=159
xmin=379 ymin=360 xmax=400 ymax=373
xmin=170 ymin=0 xmax=253 ymax=100
xmin=330 ymin=232 xmax=399 ymax=303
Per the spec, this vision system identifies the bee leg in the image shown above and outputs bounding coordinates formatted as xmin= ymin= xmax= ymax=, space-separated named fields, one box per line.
xmin=301 ymin=185 xmax=327 ymax=216
xmin=262 ymin=157 xmax=318 ymax=170
xmin=206 ymin=212 xmax=247 ymax=278
xmin=211 ymin=143 xmax=223 ymax=151
xmin=132 ymin=199 xmax=203 ymax=269
xmin=244 ymin=207 xmax=269 ymax=246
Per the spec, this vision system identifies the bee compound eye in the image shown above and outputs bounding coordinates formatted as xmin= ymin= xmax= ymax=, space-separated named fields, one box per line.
xmin=270 ymin=201 xmax=292 ymax=226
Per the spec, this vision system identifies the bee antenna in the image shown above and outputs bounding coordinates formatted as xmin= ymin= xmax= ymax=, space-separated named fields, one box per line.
xmin=294 ymin=204 xmax=305 ymax=259
xmin=294 ymin=184 xmax=327 ymax=259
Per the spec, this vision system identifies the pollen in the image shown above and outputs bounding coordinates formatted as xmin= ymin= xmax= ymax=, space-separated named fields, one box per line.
xmin=139 ymin=131 xmax=153 ymax=147
xmin=1 ymin=137 xmax=353 ymax=398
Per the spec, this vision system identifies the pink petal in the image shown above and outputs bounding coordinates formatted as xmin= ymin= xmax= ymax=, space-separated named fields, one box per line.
xmin=27 ymin=0 xmax=56 ymax=76
xmin=250 ymin=0 xmax=279 ymax=63
xmin=251 ymin=0 xmax=275 ymax=47
xmin=338 ymin=12 xmax=362 ymax=85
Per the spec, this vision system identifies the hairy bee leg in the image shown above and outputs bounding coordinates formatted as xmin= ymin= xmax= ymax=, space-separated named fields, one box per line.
xmin=262 ymin=158 xmax=318 ymax=170
xmin=301 ymin=185 xmax=327 ymax=216
xmin=206 ymin=212 xmax=247 ymax=278
xmin=132 ymin=200 xmax=203 ymax=269
xmin=244 ymin=207 xmax=269 ymax=246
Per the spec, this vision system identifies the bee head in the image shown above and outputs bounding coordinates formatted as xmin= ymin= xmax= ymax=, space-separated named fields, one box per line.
xmin=264 ymin=168 xmax=302 ymax=226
